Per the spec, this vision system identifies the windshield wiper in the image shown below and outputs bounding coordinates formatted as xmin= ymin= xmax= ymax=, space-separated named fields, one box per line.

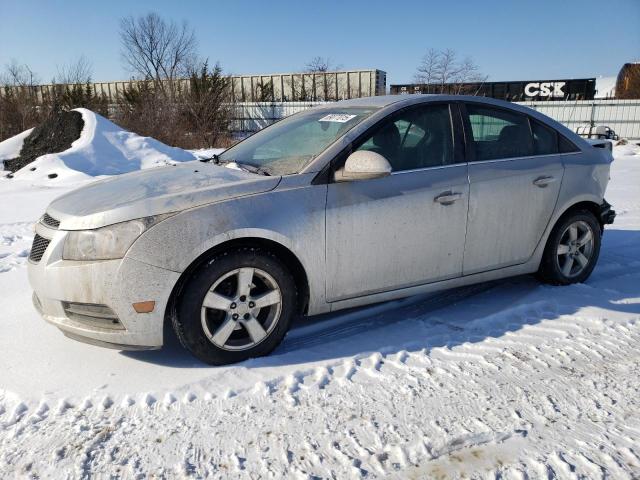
xmin=202 ymin=155 xmax=271 ymax=176
xmin=238 ymin=163 xmax=271 ymax=176
xmin=200 ymin=153 xmax=222 ymax=164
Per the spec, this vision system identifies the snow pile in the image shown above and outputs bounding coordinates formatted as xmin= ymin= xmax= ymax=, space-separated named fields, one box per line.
xmin=613 ymin=141 xmax=640 ymax=159
xmin=2 ymin=109 xmax=196 ymax=184
xmin=189 ymin=147 xmax=226 ymax=160
xmin=0 ymin=129 xmax=33 ymax=168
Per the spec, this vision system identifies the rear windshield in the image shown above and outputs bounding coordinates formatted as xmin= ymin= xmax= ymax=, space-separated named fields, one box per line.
xmin=218 ymin=107 xmax=377 ymax=175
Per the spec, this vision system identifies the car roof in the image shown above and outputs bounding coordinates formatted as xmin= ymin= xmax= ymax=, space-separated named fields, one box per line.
xmin=333 ymin=94 xmax=520 ymax=109
xmin=331 ymin=95 xmax=580 ymax=136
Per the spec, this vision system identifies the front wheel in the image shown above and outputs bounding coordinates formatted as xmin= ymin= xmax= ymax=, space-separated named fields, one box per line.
xmin=173 ymin=248 xmax=297 ymax=365
xmin=538 ymin=210 xmax=601 ymax=285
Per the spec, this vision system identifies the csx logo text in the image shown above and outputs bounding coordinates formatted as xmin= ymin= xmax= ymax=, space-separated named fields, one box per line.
xmin=524 ymin=82 xmax=566 ymax=98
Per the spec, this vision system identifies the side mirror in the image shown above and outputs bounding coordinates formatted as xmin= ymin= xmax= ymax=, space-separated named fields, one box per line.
xmin=334 ymin=150 xmax=392 ymax=182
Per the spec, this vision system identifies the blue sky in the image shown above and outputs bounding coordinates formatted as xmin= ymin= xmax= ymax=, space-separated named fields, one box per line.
xmin=1 ymin=0 xmax=638 ymax=85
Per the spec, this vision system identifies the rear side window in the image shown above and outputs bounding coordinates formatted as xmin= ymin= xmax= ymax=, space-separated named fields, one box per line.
xmin=559 ymin=135 xmax=580 ymax=153
xmin=466 ymin=105 xmax=533 ymax=161
xmin=531 ymin=119 xmax=558 ymax=155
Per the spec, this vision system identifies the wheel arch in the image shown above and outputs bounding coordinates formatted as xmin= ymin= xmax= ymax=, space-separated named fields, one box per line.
xmin=553 ymin=200 xmax=604 ymax=232
xmin=164 ymin=237 xmax=310 ymax=334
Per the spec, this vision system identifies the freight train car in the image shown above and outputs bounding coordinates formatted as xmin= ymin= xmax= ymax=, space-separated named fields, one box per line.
xmin=390 ymin=78 xmax=596 ymax=101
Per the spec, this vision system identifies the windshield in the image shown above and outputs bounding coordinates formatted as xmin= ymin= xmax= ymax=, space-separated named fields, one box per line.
xmin=218 ymin=107 xmax=378 ymax=175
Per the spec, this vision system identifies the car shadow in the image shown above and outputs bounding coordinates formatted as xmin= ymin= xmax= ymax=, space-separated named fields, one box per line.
xmin=121 ymin=228 xmax=640 ymax=369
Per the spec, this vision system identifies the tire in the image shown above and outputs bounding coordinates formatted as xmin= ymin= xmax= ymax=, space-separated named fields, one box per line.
xmin=537 ymin=210 xmax=601 ymax=285
xmin=173 ymin=247 xmax=297 ymax=365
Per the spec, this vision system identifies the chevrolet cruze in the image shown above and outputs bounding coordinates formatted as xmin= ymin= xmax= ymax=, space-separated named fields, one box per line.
xmin=28 ymin=95 xmax=615 ymax=364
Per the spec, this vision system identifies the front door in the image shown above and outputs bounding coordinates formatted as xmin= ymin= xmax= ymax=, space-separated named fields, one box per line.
xmin=461 ymin=103 xmax=565 ymax=275
xmin=325 ymin=103 xmax=469 ymax=302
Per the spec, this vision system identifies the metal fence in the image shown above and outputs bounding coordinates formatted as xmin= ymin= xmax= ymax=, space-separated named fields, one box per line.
xmin=230 ymin=99 xmax=640 ymax=139
xmin=520 ymin=99 xmax=640 ymax=140
xmin=230 ymin=102 xmax=328 ymax=132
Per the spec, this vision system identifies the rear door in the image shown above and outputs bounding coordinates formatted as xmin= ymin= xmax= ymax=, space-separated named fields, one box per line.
xmin=461 ymin=103 xmax=564 ymax=275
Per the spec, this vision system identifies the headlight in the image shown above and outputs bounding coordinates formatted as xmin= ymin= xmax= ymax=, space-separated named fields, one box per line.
xmin=62 ymin=214 xmax=171 ymax=261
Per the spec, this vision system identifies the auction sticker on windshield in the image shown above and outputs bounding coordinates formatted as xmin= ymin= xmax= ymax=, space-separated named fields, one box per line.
xmin=319 ymin=114 xmax=358 ymax=123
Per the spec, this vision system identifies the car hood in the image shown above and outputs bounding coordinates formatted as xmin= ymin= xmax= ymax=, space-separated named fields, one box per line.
xmin=47 ymin=162 xmax=281 ymax=230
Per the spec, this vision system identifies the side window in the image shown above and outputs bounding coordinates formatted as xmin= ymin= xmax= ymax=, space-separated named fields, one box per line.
xmin=355 ymin=104 xmax=453 ymax=172
xmin=466 ymin=104 xmax=533 ymax=161
xmin=531 ymin=119 xmax=558 ymax=155
xmin=559 ymin=135 xmax=580 ymax=153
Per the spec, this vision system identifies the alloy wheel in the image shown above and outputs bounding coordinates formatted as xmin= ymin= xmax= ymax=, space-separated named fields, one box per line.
xmin=200 ymin=267 xmax=282 ymax=351
xmin=555 ymin=220 xmax=595 ymax=278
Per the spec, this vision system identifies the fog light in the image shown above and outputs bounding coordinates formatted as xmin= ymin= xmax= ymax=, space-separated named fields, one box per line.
xmin=132 ymin=301 xmax=155 ymax=313
xmin=62 ymin=302 xmax=124 ymax=330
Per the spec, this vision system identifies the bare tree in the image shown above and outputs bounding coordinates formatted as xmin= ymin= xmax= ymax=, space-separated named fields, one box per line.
xmin=303 ymin=56 xmax=342 ymax=101
xmin=414 ymin=48 xmax=440 ymax=91
xmin=305 ymin=56 xmax=334 ymax=73
xmin=116 ymin=12 xmax=235 ymax=148
xmin=0 ymin=60 xmax=43 ymax=142
xmin=119 ymin=12 xmax=197 ymax=98
xmin=46 ymin=55 xmax=109 ymax=115
xmin=54 ymin=55 xmax=93 ymax=85
xmin=414 ymin=48 xmax=487 ymax=94
xmin=1 ymin=60 xmax=39 ymax=87
xmin=116 ymin=59 xmax=232 ymax=149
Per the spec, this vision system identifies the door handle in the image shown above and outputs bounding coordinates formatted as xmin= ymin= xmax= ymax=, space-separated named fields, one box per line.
xmin=434 ymin=191 xmax=463 ymax=205
xmin=533 ymin=175 xmax=556 ymax=188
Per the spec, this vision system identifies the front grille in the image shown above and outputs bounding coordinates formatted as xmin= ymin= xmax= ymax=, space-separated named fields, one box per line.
xmin=29 ymin=234 xmax=51 ymax=263
xmin=41 ymin=213 xmax=60 ymax=229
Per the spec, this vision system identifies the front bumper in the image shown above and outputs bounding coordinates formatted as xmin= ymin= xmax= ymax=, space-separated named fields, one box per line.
xmin=28 ymin=222 xmax=181 ymax=350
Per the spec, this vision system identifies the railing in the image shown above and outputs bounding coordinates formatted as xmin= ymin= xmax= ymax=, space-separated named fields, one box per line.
xmin=521 ymin=99 xmax=640 ymax=140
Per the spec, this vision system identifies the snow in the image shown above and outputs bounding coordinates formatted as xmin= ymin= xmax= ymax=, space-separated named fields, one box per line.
xmin=189 ymin=147 xmax=226 ymax=160
xmin=595 ymin=76 xmax=617 ymax=99
xmin=0 ymin=128 xmax=33 ymax=168
xmin=0 ymin=142 xmax=639 ymax=477
xmin=4 ymin=109 xmax=196 ymax=185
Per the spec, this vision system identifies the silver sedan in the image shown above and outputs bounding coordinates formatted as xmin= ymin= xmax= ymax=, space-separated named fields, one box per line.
xmin=28 ymin=95 xmax=615 ymax=364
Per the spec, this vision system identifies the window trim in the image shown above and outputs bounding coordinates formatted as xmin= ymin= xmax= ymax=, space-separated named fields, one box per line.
xmin=389 ymin=162 xmax=464 ymax=176
xmin=319 ymin=101 xmax=464 ymax=183
xmin=459 ymin=102 xmax=476 ymax=163
xmin=462 ymin=150 xmax=581 ymax=166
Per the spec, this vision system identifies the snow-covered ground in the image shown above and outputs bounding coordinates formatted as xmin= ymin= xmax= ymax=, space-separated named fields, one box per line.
xmin=0 ymin=137 xmax=639 ymax=477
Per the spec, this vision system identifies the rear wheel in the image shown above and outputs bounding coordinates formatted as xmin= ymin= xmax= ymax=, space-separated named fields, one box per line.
xmin=173 ymin=248 xmax=296 ymax=365
xmin=538 ymin=210 xmax=601 ymax=285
